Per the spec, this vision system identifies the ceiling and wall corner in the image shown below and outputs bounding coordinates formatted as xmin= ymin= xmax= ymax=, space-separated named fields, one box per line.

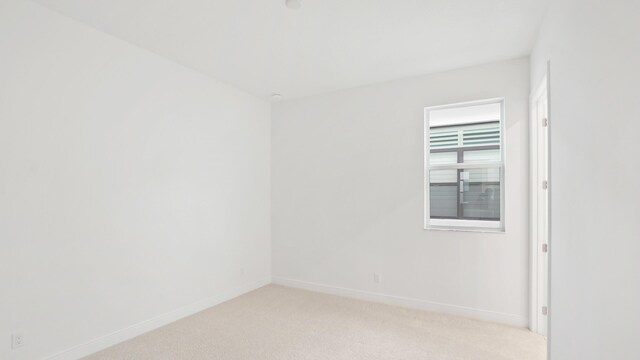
xmin=32 ymin=0 xmax=550 ymax=100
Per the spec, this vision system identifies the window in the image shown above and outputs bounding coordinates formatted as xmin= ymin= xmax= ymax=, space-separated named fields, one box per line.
xmin=424 ymin=99 xmax=505 ymax=231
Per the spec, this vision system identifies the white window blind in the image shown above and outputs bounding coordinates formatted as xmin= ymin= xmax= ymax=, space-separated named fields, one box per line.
xmin=429 ymin=122 xmax=501 ymax=150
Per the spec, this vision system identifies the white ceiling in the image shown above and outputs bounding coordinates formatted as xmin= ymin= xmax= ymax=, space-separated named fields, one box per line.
xmin=34 ymin=0 xmax=549 ymax=100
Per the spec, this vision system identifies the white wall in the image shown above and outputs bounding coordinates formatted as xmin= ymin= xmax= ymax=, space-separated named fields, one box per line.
xmin=272 ymin=58 xmax=530 ymax=326
xmin=530 ymin=0 xmax=640 ymax=358
xmin=0 ymin=1 xmax=271 ymax=359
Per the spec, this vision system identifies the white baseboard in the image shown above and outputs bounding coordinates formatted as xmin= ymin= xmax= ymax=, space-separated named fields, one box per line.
xmin=44 ymin=278 xmax=271 ymax=360
xmin=272 ymin=276 xmax=527 ymax=327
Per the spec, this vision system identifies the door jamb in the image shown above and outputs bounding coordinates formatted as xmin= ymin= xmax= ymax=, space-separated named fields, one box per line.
xmin=529 ymin=62 xmax=551 ymax=339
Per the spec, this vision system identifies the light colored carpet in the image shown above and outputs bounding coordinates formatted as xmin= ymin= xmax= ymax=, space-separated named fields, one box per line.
xmin=85 ymin=285 xmax=546 ymax=360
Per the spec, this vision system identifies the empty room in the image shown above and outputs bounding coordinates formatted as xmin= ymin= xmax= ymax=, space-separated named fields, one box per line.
xmin=1 ymin=0 xmax=638 ymax=359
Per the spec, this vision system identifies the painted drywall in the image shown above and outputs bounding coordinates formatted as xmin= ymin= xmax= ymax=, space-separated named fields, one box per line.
xmin=0 ymin=1 xmax=271 ymax=359
xmin=530 ymin=0 xmax=640 ymax=358
xmin=32 ymin=0 xmax=549 ymax=99
xmin=272 ymin=58 xmax=530 ymax=326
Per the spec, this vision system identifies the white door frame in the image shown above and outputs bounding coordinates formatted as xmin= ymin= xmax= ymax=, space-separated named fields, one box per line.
xmin=529 ymin=64 xmax=550 ymax=337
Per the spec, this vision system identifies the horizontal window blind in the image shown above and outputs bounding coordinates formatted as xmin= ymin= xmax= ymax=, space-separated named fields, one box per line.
xmin=430 ymin=121 xmax=500 ymax=150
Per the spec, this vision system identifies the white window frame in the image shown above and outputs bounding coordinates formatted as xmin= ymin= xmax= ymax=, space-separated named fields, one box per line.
xmin=423 ymin=98 xmax=506 ymax=232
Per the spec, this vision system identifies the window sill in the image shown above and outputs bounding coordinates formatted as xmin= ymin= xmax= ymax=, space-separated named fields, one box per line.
xmin=426 ymin=219 xmax=504 ymax=233
xmin=426 ymin=226 xmax=505 ymax=234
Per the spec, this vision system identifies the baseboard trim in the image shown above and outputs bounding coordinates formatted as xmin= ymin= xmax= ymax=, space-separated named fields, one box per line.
xmin=44 ymin=278 xmax=271 ymax=360
xmin=272 ymin=276 xmax=527 ymax=327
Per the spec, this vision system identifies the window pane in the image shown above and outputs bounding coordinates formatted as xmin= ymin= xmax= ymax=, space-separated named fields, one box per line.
xmin=430 ymin=184 xmax=458 ymax=218
xmin=430 ymin=169 xmax=457 ymax=183
xmin=463 ymin=148 xmax=501 ymax=163
xmin=429 ymin=103 xmax=500 ymax=128
xmin=430 ymin=151 xmax=458 ymax=165
xmin=429 ymin=122 xmax=500 ymax=150
xmin=461 ymin=123 xmax=501 ymax=147
xmin=429 ymin=128 xmax=459 ymax=150
xmin=460 ymin=168 xmax=501 ymax=220
xmin=461 ymin=167 xmax=500 ymax=182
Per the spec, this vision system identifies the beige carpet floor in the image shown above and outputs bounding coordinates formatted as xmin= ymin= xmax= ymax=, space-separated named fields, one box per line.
xmin=85 ymin=285 xmax=546 ymax=360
